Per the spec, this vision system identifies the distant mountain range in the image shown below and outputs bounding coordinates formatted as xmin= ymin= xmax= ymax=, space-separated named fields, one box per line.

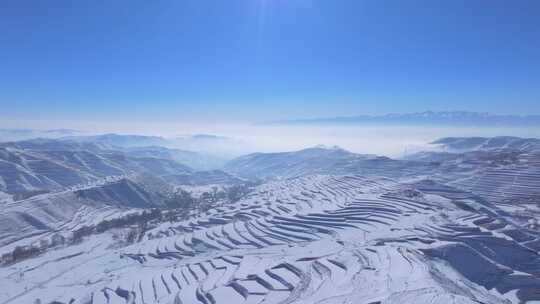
xmin=264 ymin=111 xmax=540 ymax=126
xmin=0 ymin=130 xmax=248 ymax=160
xmin=64 ymin=133 xmax=245 ymax=163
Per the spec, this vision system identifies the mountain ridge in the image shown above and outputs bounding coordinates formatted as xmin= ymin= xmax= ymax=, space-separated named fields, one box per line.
xmin=263 ymin=111 xmax=540 ymax=126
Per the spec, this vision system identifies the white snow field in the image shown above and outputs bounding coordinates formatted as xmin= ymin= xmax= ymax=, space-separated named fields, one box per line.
xmin=2 ymin=173 xmax=540 ymax=304
xmin=1 ymin=136 xmax=540 ymax=304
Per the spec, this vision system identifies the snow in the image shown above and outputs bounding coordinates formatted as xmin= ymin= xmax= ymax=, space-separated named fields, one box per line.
xmin=1 ymin=173 xmax=538 ymax=303
xmin=2 ymin=136 xmax=540 ymax=304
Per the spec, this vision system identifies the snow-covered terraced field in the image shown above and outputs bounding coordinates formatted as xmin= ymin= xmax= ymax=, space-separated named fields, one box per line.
xmin=3 ymin=174 xmax=540 ymax=304
xmin=447 ymin=152 xmax=540 ymax=204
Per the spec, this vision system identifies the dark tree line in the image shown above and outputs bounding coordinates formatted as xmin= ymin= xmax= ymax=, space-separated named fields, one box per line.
xmin=1 ymin=209 xmax=162 ymax=265
xmin=72 ymin=209 xmax=162 ymax=243
xmin=1 ymin=183 xmax=256 ymax=266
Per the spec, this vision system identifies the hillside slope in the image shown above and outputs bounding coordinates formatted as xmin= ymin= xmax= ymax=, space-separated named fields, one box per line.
xmin=0 ymin=139 xmax=192 ymax=195
xmin=224 ymin=146 xmax=436 ymax=180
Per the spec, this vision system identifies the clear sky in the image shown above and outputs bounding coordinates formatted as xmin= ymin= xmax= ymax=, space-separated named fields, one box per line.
xmin=1 ymin=0 xmax=540 ymax=125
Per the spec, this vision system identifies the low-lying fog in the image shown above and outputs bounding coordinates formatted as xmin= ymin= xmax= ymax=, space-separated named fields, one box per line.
xmin=210 ymin=124 xmax=540 ymax=157
xmin=4 ymin=120 xmax=539 ymax=158
xmin=74 ymin=122 xmax=540 ymax=158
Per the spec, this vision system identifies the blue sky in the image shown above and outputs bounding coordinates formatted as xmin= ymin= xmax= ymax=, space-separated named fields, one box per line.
xmin=1 ymin=0 xmax=540 ymax=124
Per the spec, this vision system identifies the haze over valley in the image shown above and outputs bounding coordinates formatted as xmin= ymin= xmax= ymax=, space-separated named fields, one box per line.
xmin=3 ymin=112 xmax=540 ymax=159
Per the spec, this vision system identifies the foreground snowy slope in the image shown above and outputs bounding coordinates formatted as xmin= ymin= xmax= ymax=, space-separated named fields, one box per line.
xmin=2 ymin=174 xmax=540 ymax=304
